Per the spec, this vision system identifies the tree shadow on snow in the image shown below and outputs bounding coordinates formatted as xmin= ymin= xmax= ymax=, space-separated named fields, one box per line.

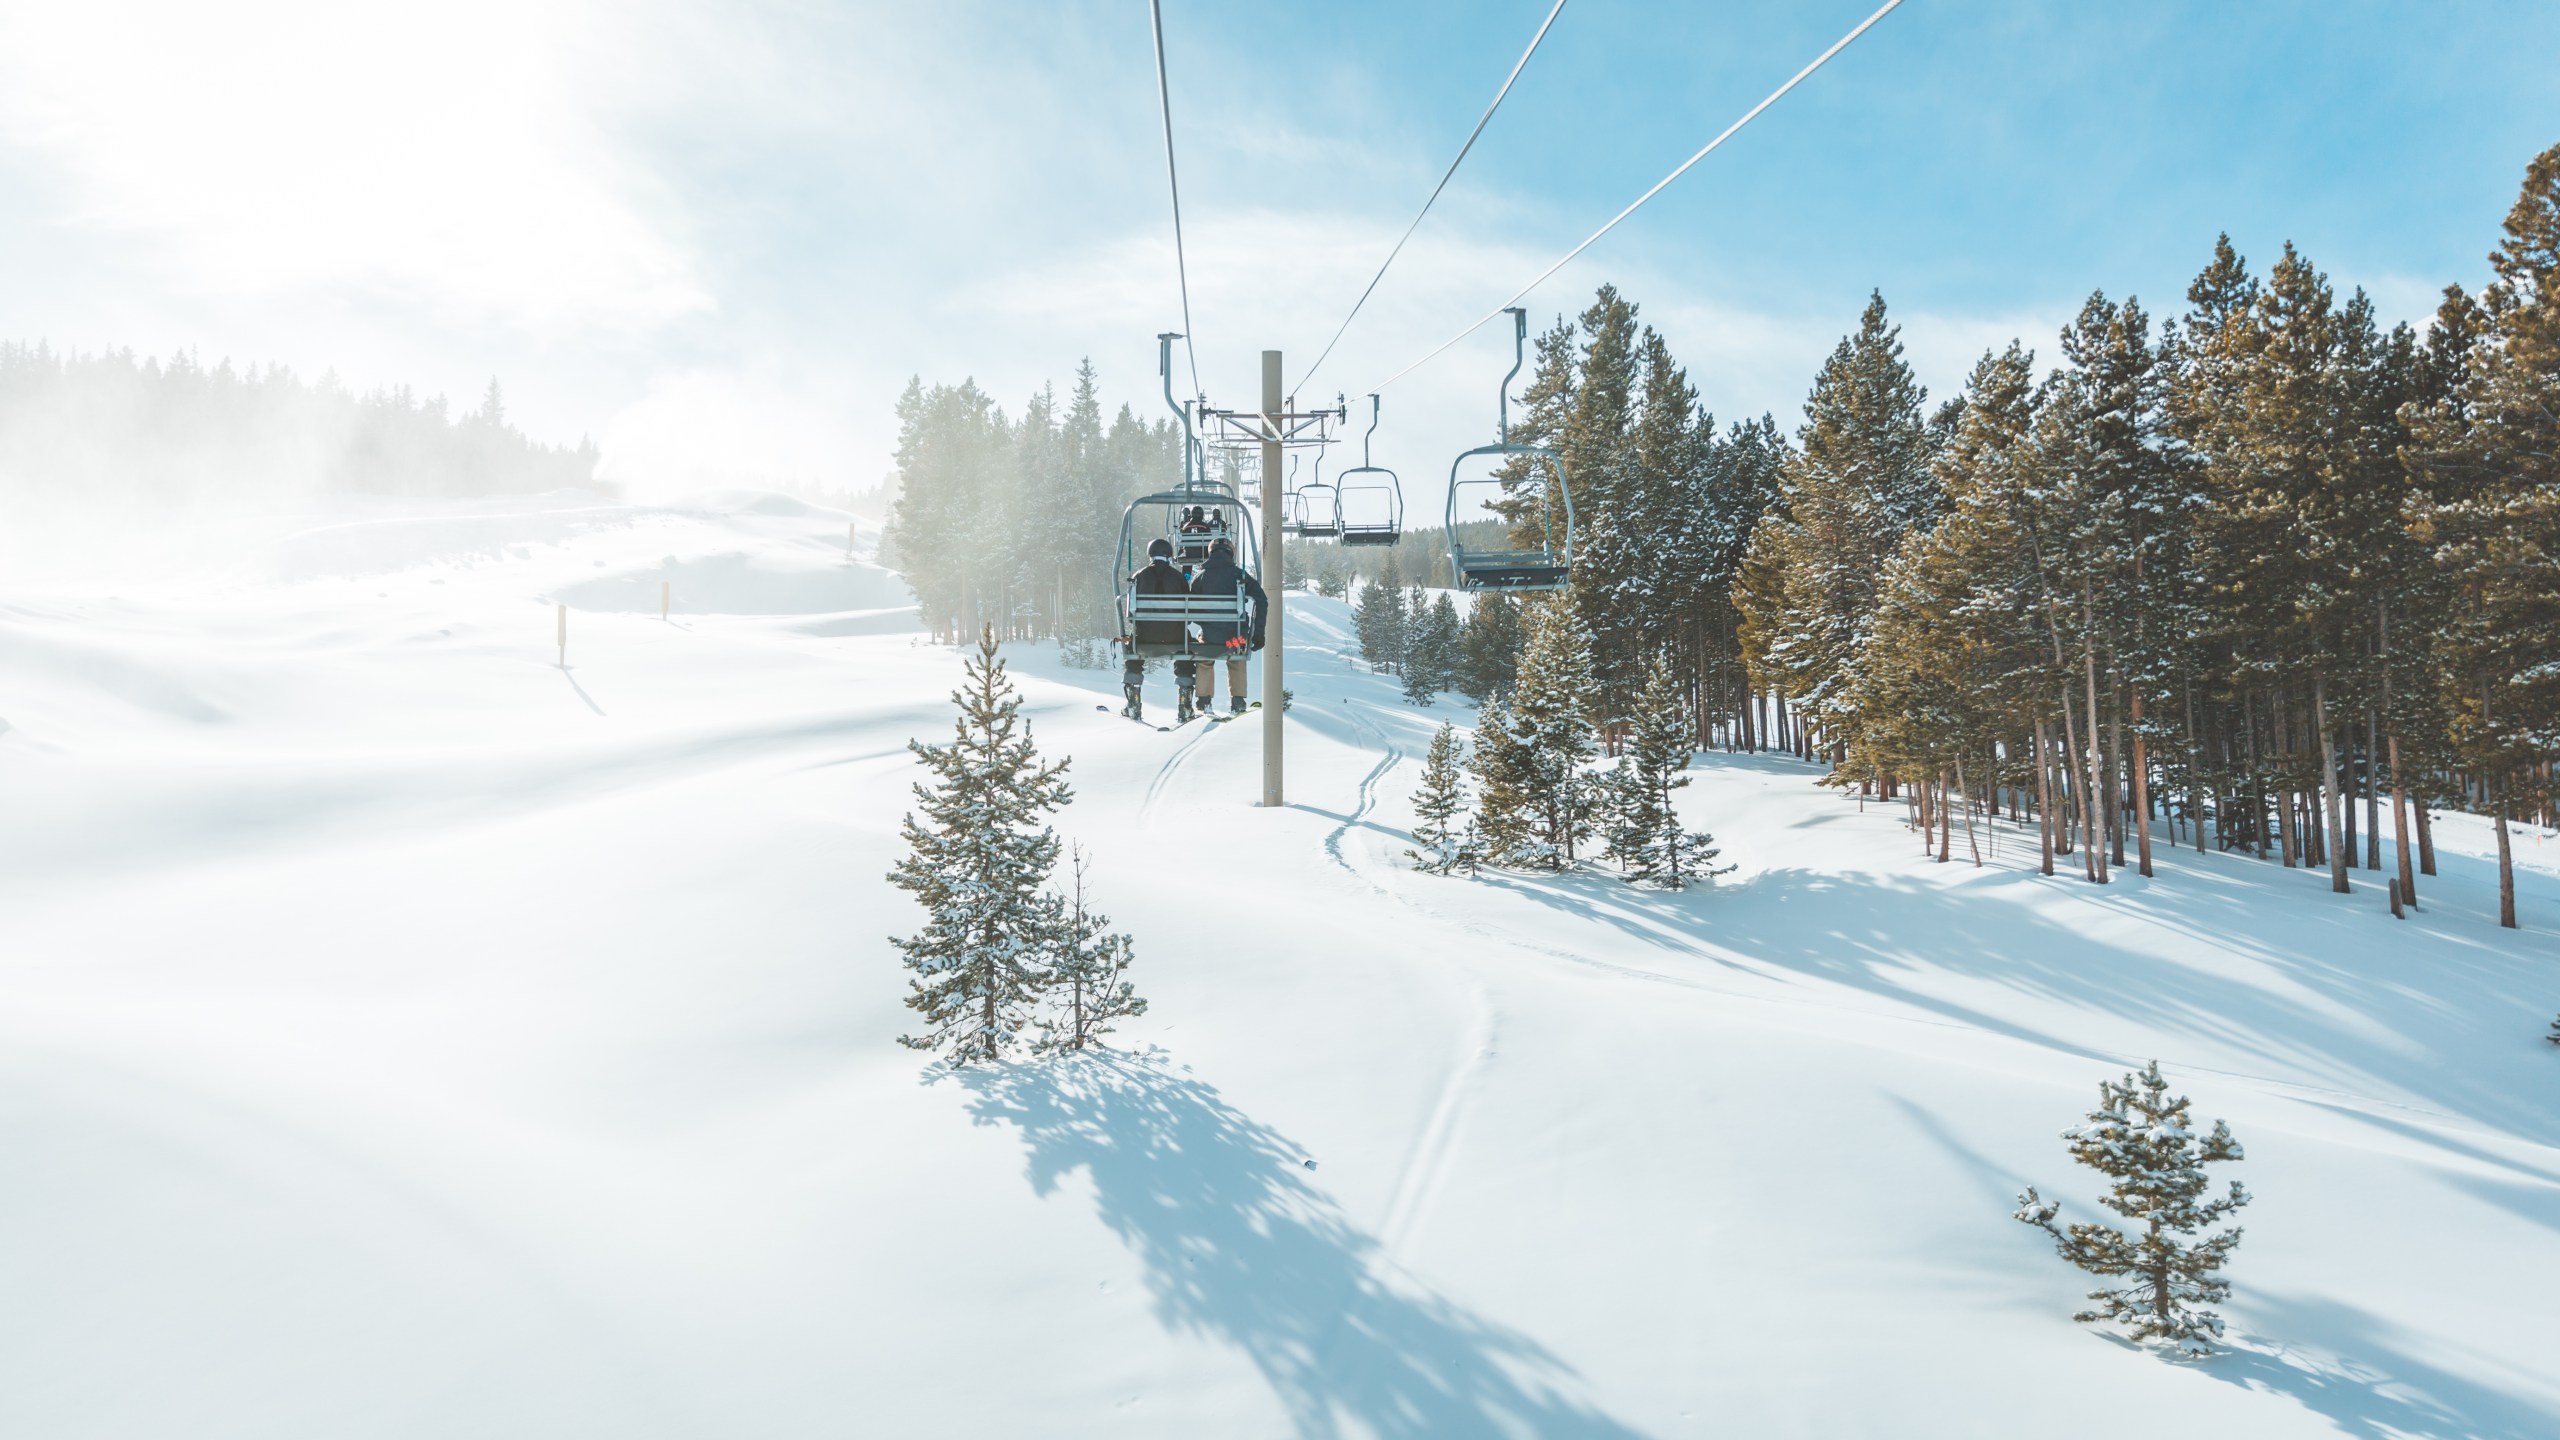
xmin=2195 ymin=1294 xmax=2559 ymax=1439
xmin=958 ymin=1052 xmax=1643 ymax=1439
xmin=1465 ymin=850 xmax=2560 ymax=1149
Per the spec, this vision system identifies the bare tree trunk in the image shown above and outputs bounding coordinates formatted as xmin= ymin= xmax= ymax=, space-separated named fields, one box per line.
xmin=2081 ymin=585 xmax=2109 ymax=882
xmin=2416 ymin=789 xmax=2438 ymax=876
xmin=2188 ymin=682 xmax=2207 ymax=854
xmin=2036 ymin=718 xmax=2056 ymax=876
xmin=2273 ymin=689 xmax=2297 ymax=868
xmin=2131 ymin=690 xmax=2154 ymax=877
xmin=2390 ymin=734 xmax=2417 ymax=911
xmin=1957 ymin=755 xmax=1981 ymax=866
xmin=2315 ymin=676 xmax=2349 ymax=894
xmin=2106 ymin=688 xmax=2127 ymax=868
xmin=2496 ymin=773 xmax=2518 ymax=929
xmin=2364 ymin=703 xmax=2382 ymax=871
xmin=1938 ymin=768 xmax=1953 ymax=863
xmin=2061 ymin=689 xmax=2094 ymax=879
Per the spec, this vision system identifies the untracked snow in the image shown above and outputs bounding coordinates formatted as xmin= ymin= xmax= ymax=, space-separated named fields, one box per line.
xmin=2 ymin=492 xmax=2555 ymax=1438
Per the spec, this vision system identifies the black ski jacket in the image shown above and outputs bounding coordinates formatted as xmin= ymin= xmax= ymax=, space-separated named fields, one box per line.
xmin=1188 ymin=555 xmax=1268 ymax=648
xmin=1130 ymin=558 xmax=1189 ymax=645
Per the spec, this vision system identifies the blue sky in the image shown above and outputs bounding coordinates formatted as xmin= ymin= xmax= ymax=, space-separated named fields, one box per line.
xmin=0 ymin=0 xmax=2553 ymax=498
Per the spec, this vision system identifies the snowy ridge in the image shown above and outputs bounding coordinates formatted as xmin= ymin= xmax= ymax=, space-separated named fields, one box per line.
xmin=2 ymin=493 xmax=2556 ymax=1437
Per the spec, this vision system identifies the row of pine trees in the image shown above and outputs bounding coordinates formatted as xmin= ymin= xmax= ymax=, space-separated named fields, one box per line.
xmin=0 ymin=342 xmax=596 ymax=512
xmin=1444 ymin=143 xmax=2560 ymax=928
xmin=1739 ymin=144 xmax=2560 ymax=926
xmin=882 ymin=364 xmax=1183 ymax=645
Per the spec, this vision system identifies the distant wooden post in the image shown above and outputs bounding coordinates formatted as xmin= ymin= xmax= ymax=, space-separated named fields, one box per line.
xmin=556 ymin=604 xmax=567 ymax=667
xmin=660 ymin=581 xmax=670 ymax=621
xmin=847 ymin=521 xmax=857 ymax=560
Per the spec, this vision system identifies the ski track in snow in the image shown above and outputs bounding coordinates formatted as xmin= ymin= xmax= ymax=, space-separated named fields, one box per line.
xmin=13 ymin=499 xmax=2560 ymax=1440
xmin=1321 ymin=696 xmax=1502 ymax=1261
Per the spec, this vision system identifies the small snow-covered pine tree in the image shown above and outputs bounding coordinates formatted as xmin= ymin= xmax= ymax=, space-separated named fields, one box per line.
xmin=1589 ymin=759 xmax=1646 ymax=871
xmin=1403 ymin=593 xmax=1462 ymax=704
xmin=2015 ymin=1061 xmax=2250 ymax=1356
xmin=888 ymin=625 xmax=1072 ymax=1065
xmin=1618 ymin=654 xmax=1730 ymax=888
xmin=2547 ymin=1012 xmax=2559 ymax=1047
xmin=1468 ymin=692 xmax=1540 ymax=865
xmin=1503 ymin=598 xmax=1597 ymax=867
xmin=1406 ymin=722 xmax=1481 ymax=874
xmin=1036 ymin=844 xmax=1146 ymax=1055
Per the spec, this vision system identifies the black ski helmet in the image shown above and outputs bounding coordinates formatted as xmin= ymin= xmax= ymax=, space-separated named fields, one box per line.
xmin=1209 ymin=536 xmax=1235 ymax=559
xmin=1148 ymin=537 xmax=1174 ymax=560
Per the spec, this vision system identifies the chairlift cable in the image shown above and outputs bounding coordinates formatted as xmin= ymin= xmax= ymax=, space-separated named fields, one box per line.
xmin=1292 ymin=0 xmax=1571 ymax=394
xmin=1148 ymin=0 xmax=1204 ymax=398
xmin=1366 ymin=0 xmax=1905 ymax=395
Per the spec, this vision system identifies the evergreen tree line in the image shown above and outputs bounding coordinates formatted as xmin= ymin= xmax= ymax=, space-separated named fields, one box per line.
xmin=1735 ymin=142 xmax=2560 ymax=929
xmin=882 ymin=361 xmax=1184 ymax=645
xmin=1406 ymin=599 xmax=1727 ymax=889
xmin=0 ymin=341 xmax=598 ymax=515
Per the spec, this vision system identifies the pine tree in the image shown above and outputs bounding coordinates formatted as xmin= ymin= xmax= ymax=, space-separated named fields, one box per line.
xmin=1467 ymin=692 xmax=1539 ymax=864
xmin=1614 ymin=653 xmax=1729 ymax=888
xmin=1406 ymin=722 xmax=1481 ymax=874
xmin=1035 ymin=844 xmax=1146 ymax=1055
xmin=2406 ymin=141 xmax=2560 ymax=929
xmin=1737 ymin=293 xmax=1938 ymax=755
xmin=1457 ymin=592 xmax=1526 ymax=700
xmin=1353 ymin=554 xmax=1411 ymax=671
xmin=2014 ymin=1062 xmax=2250 ymax=1356
xmin=888 ymin=625 xmax=1073 ymax=1064
xmin=1404 ymin=594 xmax=1461 ymax=703
xmin=1483 ymin=599 xmax=1599 ymax=868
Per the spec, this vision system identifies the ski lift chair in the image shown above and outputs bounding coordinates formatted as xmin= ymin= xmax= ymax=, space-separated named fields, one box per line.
xmin=1117 ymin=489 xmax=1258 ymax=661
xmin=1336 ymin=392 xmax=1404 ymax=547
xmin=1443 ymin=310 xmax=1573 ymax=592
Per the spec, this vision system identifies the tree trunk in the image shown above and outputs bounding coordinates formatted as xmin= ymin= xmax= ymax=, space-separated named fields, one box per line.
xmin=2416 ymin=790 xmax=2438 ymax=876
xmin=2315 ymin=677 xmax=2349 ymax=894
xmin=2187 ymin=681 xmax=2206 ymax=854
xmin=2496 ymin=773 xmax=2517 ymax=929
xmin=1957 ymin=755 xmax=1981 ymax=866
xmin=2273 ymin=689 xmax=2297 ymax=868
xmin=2132 ymin=691 xmax=2154 ymax=877
xmin=2036 ymin=718 xmax=2056 ymax=877
xmin=2106 ymin=689 xmax=2127 ymax=868
xmin=2080 ymin=585 xmax=2109 ymax=882
xmin=1938 ymin=769 xmax=1953 ymax=863
xmin=2390 ymin=733 xmax=2418 ymax=911
xmin=2062 ymin=688 xmax=2095 ymax=879
xmin=2364 ymin=703 xmax=2382 ymax=871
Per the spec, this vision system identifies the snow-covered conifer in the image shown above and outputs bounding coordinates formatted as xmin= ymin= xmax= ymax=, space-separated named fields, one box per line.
xmin=1616 ymin=654 xmax=1730 ymax=888
xmin=1353 ymin=555 xmax=1411 ymax=671
xmin=888 ymin=625 xmax=1072 ymax=1065
xmin=2014 ymin=1062 xmax=2250 ymax=1355
xmin=1407 ymin=722 xmax=1481 ymax=874
xmin=2547 ymin=1011 xmax=2560 ymax=1047
xmin=1468 ymin=692 xmax=1539 ymax=865
xmin=1404 ymin=593 xmax=1462 ymax=704
xmin=1036 ymin=844 xmax=1146 ymax=1055
xmin=1502 ymin=599 xmax=1598 ymax=867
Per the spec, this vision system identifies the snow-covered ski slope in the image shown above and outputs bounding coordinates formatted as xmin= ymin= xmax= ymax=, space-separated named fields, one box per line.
xmin=4 ymin=491 xmax=2555 ymax=1439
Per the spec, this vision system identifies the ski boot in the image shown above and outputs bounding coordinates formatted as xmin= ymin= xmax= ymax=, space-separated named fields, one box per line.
xmin=1176 ymin=691 xmax=1196 ymax=723
xmin=1229 ymin=694 xmax=1249 ymax=717
xmin=1121 ymin=684 xmax=1144 ymax=721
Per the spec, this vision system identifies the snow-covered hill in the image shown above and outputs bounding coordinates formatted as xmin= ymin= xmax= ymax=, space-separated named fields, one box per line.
xmin=3 ymin=493 xmax=2555 ymax=1438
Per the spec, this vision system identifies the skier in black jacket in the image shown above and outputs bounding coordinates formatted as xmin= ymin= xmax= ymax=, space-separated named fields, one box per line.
xmin=1187 ymin=536 xmax=1267 ymax=716
xmin=1124 ymin=538 xmax=1197 ymax=721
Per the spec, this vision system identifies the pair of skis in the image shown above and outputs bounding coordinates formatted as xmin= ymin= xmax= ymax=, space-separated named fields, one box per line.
xmin=1096 ymin=700 xmax=1261 ymax=733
